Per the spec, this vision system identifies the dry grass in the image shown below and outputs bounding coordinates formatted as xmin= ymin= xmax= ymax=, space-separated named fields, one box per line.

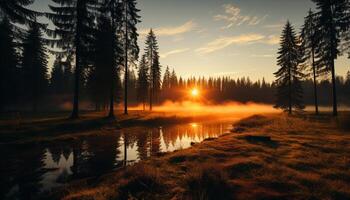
xmin=59 ymin=113 xmax=350 ymax=200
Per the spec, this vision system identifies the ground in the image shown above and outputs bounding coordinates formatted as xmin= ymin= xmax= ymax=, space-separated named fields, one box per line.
xmin=49 ymin=113 xmax=350 ymax=200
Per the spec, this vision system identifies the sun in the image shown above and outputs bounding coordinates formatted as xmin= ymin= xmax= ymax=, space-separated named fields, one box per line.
xmin=191 ymin=88 xmax=199 ymax=97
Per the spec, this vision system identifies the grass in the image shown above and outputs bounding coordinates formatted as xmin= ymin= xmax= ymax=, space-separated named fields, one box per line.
xmin=56 ymin=112 xmax=350 ymax=200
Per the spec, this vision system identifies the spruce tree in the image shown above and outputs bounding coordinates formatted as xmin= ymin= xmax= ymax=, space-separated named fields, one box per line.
xmin=301 ymin=9 xmax=320 ymax=114
xmin=46 ymin=0 xmax=97 ymax=119
xmin=21 ymin=22 xmax=49 ymax=112
xmin=50 ymin=57 xmax=65 ymax=94
xmin=312 ymin=0 xmax=348 ymax=116
xmin=137 ymin=54 xmax=149 ymax=110
xmin=144 ymin=29 xmax=161 ymax=111
xmin=0 ymin=0 xmax=40 ymax=25
xmin=121 ymin=0 xmax=141 ymax=115
xmin=92 ymin=12 xmax=120 ymax=118
xmin=0 ymin=17 xmax=19 ymax=111
xmin=162 ymin=66 xmax=171 ymax=90
xmin=170 ymin=69 xmax=178 ymax=89
xmin=274 ymin=21 xmax=305 ymax=114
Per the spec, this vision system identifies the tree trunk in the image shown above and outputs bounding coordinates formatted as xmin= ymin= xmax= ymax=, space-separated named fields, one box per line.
xmin=108 ymin=80 xmax=115 ymax=118
xmin=149 ymin=46 xmax=153 ymax=111
xmin=71 ymin=1 xmax=82 ymax=119
xmin=71 ymin=55 xmax=80 ymax=119
xmin=288 ymin=65 xmax=292 ymax=114
xmin=124 ymin=1 xmax=128 ymax=115
xmin=312 ymin=49 xmax=319 ymax=115
xmin=331 ymin=58 xmax=338 ymax=116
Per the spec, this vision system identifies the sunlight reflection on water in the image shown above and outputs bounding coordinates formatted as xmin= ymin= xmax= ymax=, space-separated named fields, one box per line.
xmin=1 ymin=121 xmax=232 ymax=199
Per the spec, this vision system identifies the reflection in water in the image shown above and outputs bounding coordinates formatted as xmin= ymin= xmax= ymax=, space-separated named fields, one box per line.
xmin=0 ymin=121 xmax=231 ymax=199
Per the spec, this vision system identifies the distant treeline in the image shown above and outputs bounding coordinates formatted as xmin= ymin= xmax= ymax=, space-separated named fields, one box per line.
xmin=1 ymin=0 xmax=350 ymax=116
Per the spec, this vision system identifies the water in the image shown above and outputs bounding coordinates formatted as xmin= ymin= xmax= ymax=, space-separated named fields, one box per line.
xmin=0 ymin=121 xmax=232 ymax=200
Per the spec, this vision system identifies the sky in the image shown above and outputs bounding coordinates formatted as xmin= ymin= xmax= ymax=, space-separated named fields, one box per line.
xmin=32 ymin=0 xmax=349 ymax=82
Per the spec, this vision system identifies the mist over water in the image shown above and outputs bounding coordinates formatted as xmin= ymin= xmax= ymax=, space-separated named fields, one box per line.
xmin=130 ymin=101 xmax=278 ymax=117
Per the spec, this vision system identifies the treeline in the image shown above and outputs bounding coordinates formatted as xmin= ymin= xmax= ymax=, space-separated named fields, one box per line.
xmin=128 ymin=67 xmax=350 ymax=106
xmin=1 ymin=0 xmax=350 ymax=117
xmin=275 ymin=0 xmax=350 ymax=115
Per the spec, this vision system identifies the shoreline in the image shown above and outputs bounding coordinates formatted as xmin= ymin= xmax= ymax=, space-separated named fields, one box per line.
xmin=51 ymin=113 xmax=350 ymax=200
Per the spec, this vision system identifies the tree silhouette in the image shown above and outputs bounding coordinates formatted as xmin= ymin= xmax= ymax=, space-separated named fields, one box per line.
xmin=162 ymin=66 xmax=171 ymax=90
xmin=312 ymin=0 xmax=348 ymax=116
xmin=50 ymin=56 xmax=73 ymax=95
xmin=274 ymin=21 xmax=304 ymax=114
xmin=144 ymin=29 xmax=161 ymax=111
xmin=0 ymin=0 xmax=41 ymax=25
xmin=21 ymin=22 xmax=49 ymax=112
xmin=301 ymin=9 xmax=320 ymax=114
xmin=137 ymin=54 xmax=149 ymax=110
xmin=121 ymin=0 xmax=141 ymax=115
xmin=0 ymin=17 xmax=19 ymax=111
xmin=46 ymin=0 xmax=97 ymax=119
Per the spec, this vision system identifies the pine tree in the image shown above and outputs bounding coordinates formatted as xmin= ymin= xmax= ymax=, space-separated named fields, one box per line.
xmin=46 ymin=0 xmax=97 ymax=119
xmin=121 ymin=0 xmax=141 ymax=115
xmin=162 ymin=66 xmax=171 ymax=90
xmin=312 ymin=0 xmax=348 ymax=116
xmin=170 ymin=69 xmax=178 ymax=89
xmin=92 ymin=9 xmax=120 ymax=118
xmin=152 ymin=51 xmax=161 ymax=105
xmin=144 ymin=29 xmax=161 ymax=111
xmin=21 ymin=22 xmax=49 ymax=112
xmin=0 ymin=0 xmax=40 ymax=25
xmin=0 ymin=17 xmax=19 ymax=111
xmin=50 ymin=57 xmax=65 ymax=94
xmin=274 ymin=21 xmax=305 ymax=114
xmin=301 ymin=9 xmax=320 ymax=114
xmin=137 ymin=54 xmax=149 ymax=110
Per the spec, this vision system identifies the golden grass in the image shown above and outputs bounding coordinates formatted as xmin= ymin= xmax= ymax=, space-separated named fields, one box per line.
xmin=57 ymin=113 xmax=350 ymax=200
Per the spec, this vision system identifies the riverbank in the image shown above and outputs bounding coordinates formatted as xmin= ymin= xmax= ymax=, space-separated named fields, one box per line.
xmin=0 ymin=111 xmax=229 ymax=144
xmin=55 ymin=113 xmax=350 ymax=200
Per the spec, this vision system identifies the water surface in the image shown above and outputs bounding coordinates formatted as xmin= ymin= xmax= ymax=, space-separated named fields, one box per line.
xmin=0 ymin=120 xmax=232 ymax=200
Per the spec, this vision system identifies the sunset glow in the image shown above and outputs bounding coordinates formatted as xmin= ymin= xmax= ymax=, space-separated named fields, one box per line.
xmin=191 ymin=88 xmax=199 ymax=97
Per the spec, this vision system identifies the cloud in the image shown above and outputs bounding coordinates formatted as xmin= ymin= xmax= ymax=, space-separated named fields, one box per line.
xmin=265 ymin=35 xmax=280 ymax=45
xmin=214 ymin=4 xmax=267 ymax=29
xmin=139 ymin=20 xmax=196 ymax=37
xmin=160 ymin=48 xmax=190 ymax=58
xmin=196 ymin=34 xmax=280 ymax=54
xmin=250 ymin=54 xmax=275 ymax=58
xmin=196 ymin=34 xmax=265 ymax=54
xmin=264 ymin=23 xmax=284 ymax=30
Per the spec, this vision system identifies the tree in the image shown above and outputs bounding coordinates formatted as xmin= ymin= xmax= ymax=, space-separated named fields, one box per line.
xmin=144 ymin=29 xmax=161 ymax=111
xmin=312 ymin=0 xmax=348 ymax=116
xmin=21 ymin=22 xmax=49 ymax=112
xmin=46 ymin=0 xmax=97 ymax=119
xmin=50 ymin=57 xmax=65 ymax=94
xmin=274 ymin=21 xmax=305 ymax=114
xmin=0 ymin=17 xmax=19 ymax=111
xmin=50 ymin=56 xmax=73 ymax=95
xmin=301 ymin=9 xmax=320 ymax=114
xmin=93 ymin=11 xmax=120 ymax=118
xmin=137 ymin=54 xmax=149 ymax=110
xmin=162 ymin=66 xmax=171 ymax=90
xmin=0 ymin=0 xmax=40 ymax=25
xmin=170 ymin=69 xmax=178 ymax=89
xmin=121 ymin=0 xmax=141 ymax=115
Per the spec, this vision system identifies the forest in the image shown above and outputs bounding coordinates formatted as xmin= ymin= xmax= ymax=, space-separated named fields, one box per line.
xmin=1 ymin=1 xmax=350 ymax=199
xmin=1 ymin=0 xmax=349 ymax=117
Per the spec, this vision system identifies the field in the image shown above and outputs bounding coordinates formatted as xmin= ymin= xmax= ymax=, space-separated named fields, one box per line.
xmin=50 ymin=113 xmax=350 ymax=200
